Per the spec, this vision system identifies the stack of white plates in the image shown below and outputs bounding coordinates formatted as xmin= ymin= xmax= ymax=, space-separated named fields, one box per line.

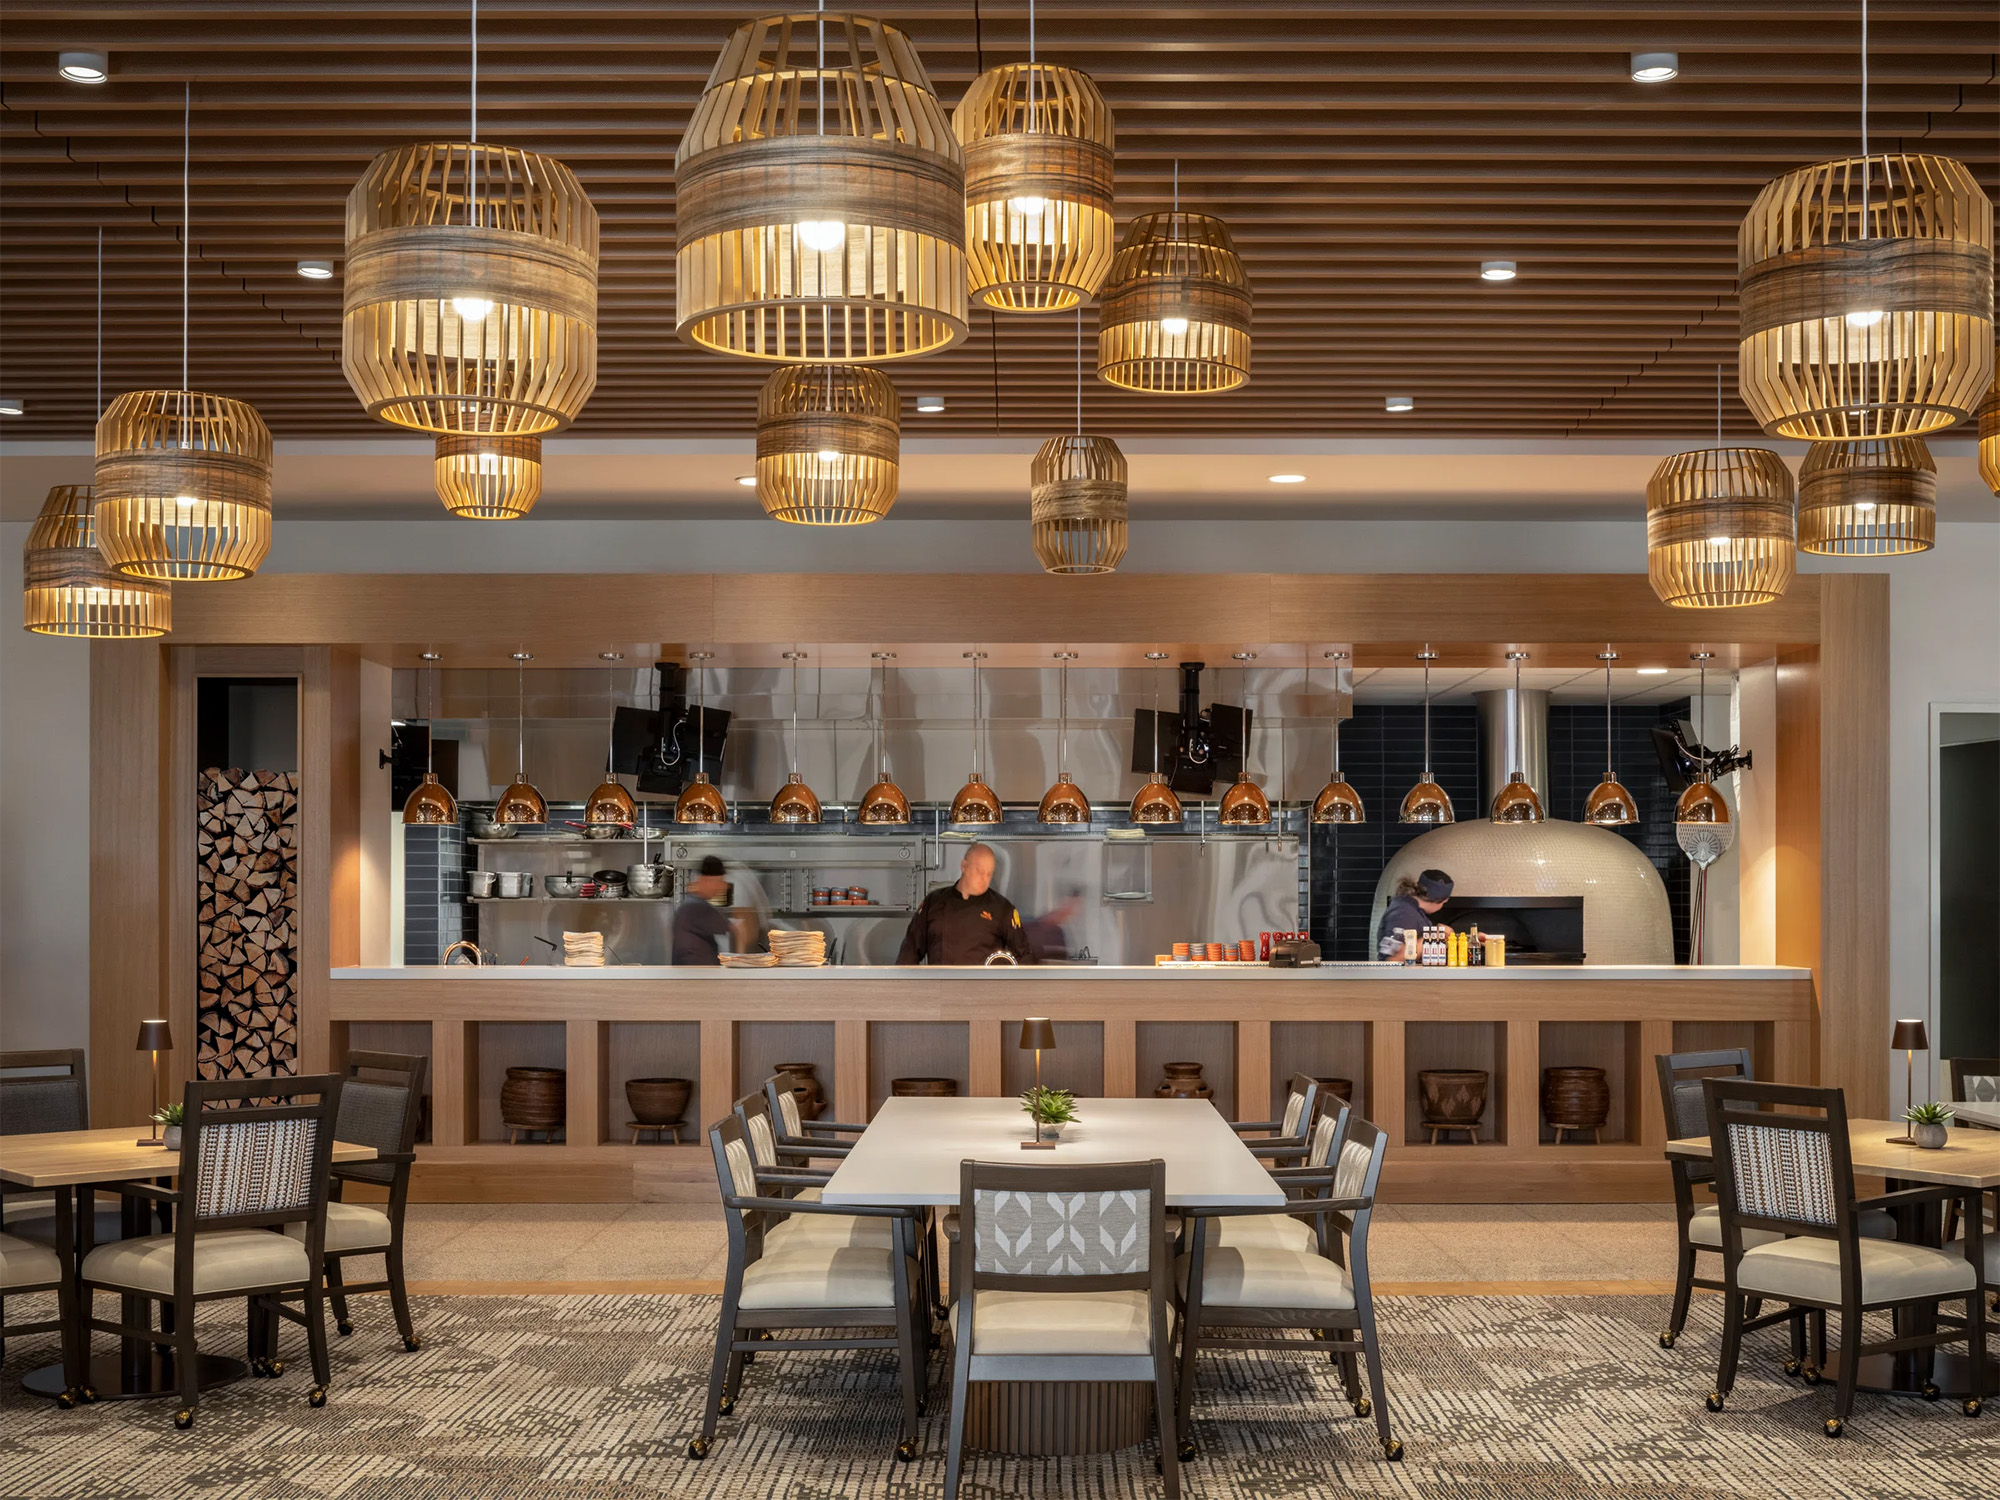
xmin=718 ymin=951 xmax=780 ymax=968
xmin=769 ymin=930 xmax=827 ymax=967
xmin=563 ymin=931 xmax=605 ymax=967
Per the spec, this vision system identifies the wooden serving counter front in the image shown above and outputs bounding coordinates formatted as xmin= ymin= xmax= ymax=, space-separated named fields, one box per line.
xmin=329 ymin=965 xmax=1814 ymax=1204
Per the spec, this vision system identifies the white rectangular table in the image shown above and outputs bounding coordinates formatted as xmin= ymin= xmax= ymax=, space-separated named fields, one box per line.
xmin=819 ymin=1097 xmax=1286 ymax=1207
xmin=1951 ymin=1101 xmax=2000 ymax=1130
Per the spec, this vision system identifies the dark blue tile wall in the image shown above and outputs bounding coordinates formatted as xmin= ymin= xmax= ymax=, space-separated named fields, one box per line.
xmin=403 ymin=823 xmax=469 ymax=965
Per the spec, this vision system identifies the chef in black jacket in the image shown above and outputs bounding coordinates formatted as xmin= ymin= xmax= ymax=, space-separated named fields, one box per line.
xmin=1376 ymin=868 xmax=1452 ymax=960
xmin=897 ymin=843 xmax=1035 ymax=965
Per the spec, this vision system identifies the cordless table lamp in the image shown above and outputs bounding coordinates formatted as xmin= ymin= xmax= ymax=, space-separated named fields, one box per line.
xmin=136 ymin=1019 xmax=174 ymax=1146
xmin=1887 ymin=1018 xmax=1930 ymax=1144
xmin=1019 ymin=1018 xmax=1058 ymax=1150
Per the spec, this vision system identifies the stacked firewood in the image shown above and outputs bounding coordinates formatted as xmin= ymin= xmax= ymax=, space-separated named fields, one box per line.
xmin=196 ymin=768 xmax=300 ymax=1079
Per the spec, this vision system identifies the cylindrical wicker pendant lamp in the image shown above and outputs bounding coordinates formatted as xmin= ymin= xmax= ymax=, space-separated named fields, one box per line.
xmin=343 ymin=141 xmax=599 ymax=435
xmin=22 ymin=486 xmax=171 ymax=638
xmin=1797 ymin=437 xmax=1935 ymax=555
xmin=1737 ymin=153 xmax=1993 ymax=440
xmin=953 ymin=61 xmax=1116 ymax=313
xmin=675 ymin=11 xmax=968 ymax=363
xmin=1979 ymin=358 xmax=2000 ymax=496
xmin=756 ymin=365 xmax=900 ymax=524
xmin=433 ymin=433 xmax=543 ymax=520
xmin=1031 ymin=435 xmax=1127 ymax=574
xmin=1097 ymin=210 xmax=1252 ymax=394
xmin=94 ymin=391 xmax=273 ymax=581
xmin=1645 ymin=448 xmax=1796 ymax=609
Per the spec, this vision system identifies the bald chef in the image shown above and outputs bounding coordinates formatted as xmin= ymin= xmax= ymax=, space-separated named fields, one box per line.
xmin=896 ymin=842 xmax=1035 ymax=966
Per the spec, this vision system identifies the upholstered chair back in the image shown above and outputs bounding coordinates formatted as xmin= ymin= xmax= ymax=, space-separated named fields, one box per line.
xmin=0 ymin=1050 xmax=89 ymax=1135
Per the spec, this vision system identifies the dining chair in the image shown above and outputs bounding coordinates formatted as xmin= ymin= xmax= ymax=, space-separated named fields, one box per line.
xmin=78 ymin=1074 xmax=343 ymax=1430
xmin=763 ymin=1071 xmax=866 ymax=1161
xmin=1228 ymin=1073 xmax=1323 ymax=1166
xmin=945 ymin=1157 xmax=1181 ymax=1500
xmin=1175 ymin=1112 xmax=1402 ymax=1464
xmin=1944 ymin=1057 xmax=2000 ymax=1252
xmin=0 ymin=1049 xmax=133 ymax=1252
xmin=689 ymin=1112 xmax=927 ymax=1463
xmin=1701 ymin=1077 xmax=1987 ymax=1437
xmin=1 ymin=1190 xmax=82 ymax=1406
xmin=279 ymin=1050 xmax=427 ymax=1353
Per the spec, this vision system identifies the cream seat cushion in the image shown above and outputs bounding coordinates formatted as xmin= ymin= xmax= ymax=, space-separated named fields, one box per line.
xmin=1 ymin=1192 xmax=57 ymax=1224
xmin=768 ymin=1209 xmax=895 ymax=1251
xmin=1205 ymin=1214 xmax=1317 ymax=1253
xmin=0 ymin=1231 xmax=63 ymax=1289
xmin=949 ymin=1288 xmax=1162 ymax=1356
xmin=82 ymin=1229 xmax=310 ymax=1297
xmin=281 ymin=1201 xmax=392 ymax=1254
xmin=737 ymin=1245 xmax=895 ymax=1310
xmin=1736 ymin=1237 xmax=1977 ymax=1306
xmin=1179 ymin=1246 xmax=1356 ymax=1311
xmin=1688 ymin=1206 xmax=1785 ymax=1250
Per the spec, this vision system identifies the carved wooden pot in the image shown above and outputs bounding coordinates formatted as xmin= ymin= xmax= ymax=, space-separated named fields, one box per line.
xmin=1154 ymin=1062 xmax=1214 ymax=1101
xmin=500 ymin=1067 xmax=566 ymax=1133
xmin=626 ymin=1077 xmax=692 ymax=1126
xmin=1418 ymin=1069 xmax=1488 ymax=1127
xmin=1541 ymin=1067 xmax=1611 ymax=1131
xmin=891 ymin=1077 xmax=958 ymax=1098
xmin=777 ymin=1062 xmax=826 ymax=1121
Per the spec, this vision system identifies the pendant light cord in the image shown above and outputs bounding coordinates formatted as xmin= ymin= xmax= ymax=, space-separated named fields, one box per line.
xmin=470 ymin=0 xmax=478 ymax=143
xmin=1151 ymin=659 xmax=1162 ymax=775
xmin=1858 ymin=0 xmax=1870 ymax=240
xmin=1074 ymin=306 xmax=1082 ymax=434
xmin=817 ymin=0 xmax=826 ymax=138
xmin=606 ymin=664 xmax=617 ymax=780
xmin=1603 ymin=647 xmax=1615 ymax=771
xmin=95 ymin=226 xmax=102 ymax=416
xmin=516 ymin=656 xmax=526 ymax=782
xmin=1421 ymin=649 xmax=1433 ymax=775
xmin=427 ymin=664 xmax=437 ymax=778
xmin=972 ymin=655 xmax=982 ymax=779
xmin=181 ymin=83 xmax=190 ymax=394
xmin=789 ymin=654 xmax=801 ymax=776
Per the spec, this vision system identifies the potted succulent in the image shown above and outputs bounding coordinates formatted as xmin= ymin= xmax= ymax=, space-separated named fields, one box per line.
xmin=151 ymin=1102 xmax=184 ymax=1152
xmin=1904 ymin=1101 xmax=1953 ymax=1150
xmin=1021 ymin=1085 xmax=1079 ymax=1142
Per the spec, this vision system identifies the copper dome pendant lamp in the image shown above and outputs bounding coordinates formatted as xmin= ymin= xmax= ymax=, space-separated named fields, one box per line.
xmin=1130 ymin=651 xmax=1184 ymax=825
xmin=1096 ymin=162 xmax=1252 ymax=394
xmin=95 ymin=88 xmax=271 ymax=583
xmin=1217 ymin=652 xmax=1271 ymax=827
xmin=494 ymin=652 xmax=548 ymax=826
xmin=1488 ymin=652 xmax=1546 ymax=824
xmin=769 ymin=651 xmax=824 ymax=824
xmin=675 ymin=651 xmax=730 ymax=825
xmin=1310 ymin=651 xmax=1364 ymax=824
xmin=1675 ymin=652 xmax=1735 ymax=964
xmin=585 ymin=656 xmax=637 ymax=832
xmin=1038 ymin=652 xmax=1092 ymax=824
xmin=859 ymin=651 xmax=912 ymax=824
xmin=1582 ymin=650 xmax=1640 ymax=827
xmin=949 ymin=651 xmax=1003 ymax=826
xmin=1399 ymin=648 xmax=1454 ymax=824
xmin=403 ymin=654 xmax=459 ymax=826
xmin=1646 ymin=367 xmax=1796 ymax=609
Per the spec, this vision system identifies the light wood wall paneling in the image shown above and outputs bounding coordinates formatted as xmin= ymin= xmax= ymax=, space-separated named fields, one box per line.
xmin=1369 ymin=1021 xmax=1405 ymax=1143
xmin=1270 ymin=1021 xmax=1371 ymax=1120
xmin=867 ymin=1021 xmax=970 ymax=1117
xmin=433 ymin=1019 xmax=469 ymax=1147
xmin=1775 ymin=648 xmax=1823 ymax=1078
xmin=566 ymin=1019 xmax=605 ymax=1147
xmin=1001 ymin=1021 xmax=1104 ymax=1099
xmin=1505 ymin=1020 xmax=1537 ymax=1148
xmin=89 ymin=641 xmax=169 ymax=1126
xmin=357 ymin=657 xmax=393 ymax=966
xmin=1236 ymin=1020 xmax=1271 ymax=1128
xmin=1773 ymin=1020 xmax=1813 ymax=1089
xmin=834 ymin=1020 xmax=868 ymax=1125
xmin=300 ymin=647 xmax=360 ymax=1077
xmin=1637 ymin=1019 xmax=1675 ymax=1148
xmin=1817 ymin=574 xmax=1891 ymax=1119
xmin=699 ymin=1019 xmax=735 ymax=1136
xmin=1103 ymin=1018 xmax=1137 ymax=1097
xmin=474 ymin=1021 xmax=567 ymax=1143
xmin=968 ymin=1019 xmax=1003 ymax=1097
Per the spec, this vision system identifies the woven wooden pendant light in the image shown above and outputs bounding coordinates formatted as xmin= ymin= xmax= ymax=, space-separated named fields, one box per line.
xmin=953 ymin=4 xmax=1115 ymax=313
xmin=95 ymin=90 xmax=272 ymax=582
xmin=1032 ymin=310 xmax=1128 ymax=573
xmin=756 ymin=364 xmax=899 ymax=524
xmin=23 ymin=486 xmax=171 ymax=638
xmin=1979 ymin=357 xmax=2000 ymax=496
xmin=343 ymin=5 xmax=599 ymax=436
xmin=676 ymin=9 xmax=967 ymax=363
xmin=433 ymin=433 xmax=543 ymax=520
xmin=1647 ymin=368 xmax=1796 ymax=609
xmin=1797 ymin=437 xmax=1935 ymax=555
xmin=1098 ymin=167 xmax=1251 ymax=394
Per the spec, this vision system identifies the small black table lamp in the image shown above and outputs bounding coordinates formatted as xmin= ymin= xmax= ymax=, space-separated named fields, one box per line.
xmin=1019 ymin=1018 xmax=1057 ymax=1150
xmin=136 ymin=1019 xmax=174 ymax=1147
xmin=1887 ymin=1018 xmax=1929 ymax=1144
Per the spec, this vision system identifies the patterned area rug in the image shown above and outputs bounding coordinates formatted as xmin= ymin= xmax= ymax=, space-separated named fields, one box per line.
xmin=1 ymin=1292 xmax=1990 ymax=1499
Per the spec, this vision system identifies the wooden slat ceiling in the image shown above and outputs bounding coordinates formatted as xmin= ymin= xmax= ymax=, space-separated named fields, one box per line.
xmin=3 ymin=2 xmax=1995 ymax=439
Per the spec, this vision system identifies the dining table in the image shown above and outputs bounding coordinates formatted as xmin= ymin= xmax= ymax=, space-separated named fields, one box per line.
xmin=1666 ymin=1117 xmax=2000 ymax=1398
xmin=820 ymin=1096 xmax=1285 ymax=1457
xmin=1 ymin=1126 xmax=378 ymax=1402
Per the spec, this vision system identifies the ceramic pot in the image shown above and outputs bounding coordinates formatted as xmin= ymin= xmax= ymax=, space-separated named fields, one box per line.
xmin=1034 ymin=1120 xmax=1068 ymax=1142
xmin=1314 ymin=1077 xmax=1354 ymax=1104
xmin=891 ymin=1077 xmax=958 ymax=1098
xmin=500 ymin=1066 xmax=566 ymax=1132
xmin=626 ymin=1077 xmax=692 ymax=1126
xmin=1154 ymin=1062 xmax=1214 ymax=1101
xmin=1911 ymin=1120 xmax=1949 ymax=1150
xmin=1419 ymin=1069 xmax=1489 ymax=1127
xmin=1541 ymin=1067 xmax=1611 ymax=1131
xmin=161 ymin=1125 xmax=182 ymax=1152
xmin=777 ymin=1062 xmax=825 ymax=1122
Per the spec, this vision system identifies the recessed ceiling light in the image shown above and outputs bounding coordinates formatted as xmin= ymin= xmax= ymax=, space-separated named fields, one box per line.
xmin=1636 ymin=667 xmax=1669 ymax=676
xmin=599 ymin=651 xmax=624 ymax=660
xmin=0 ymin=396 xmax=23 ymax=417
xmin=1479 ymin=260 xmax=1517 ymax=282
xmin=297 ymin=259 xmax=334 ymax=280
xmin=419 ymin=651 xmax=443 ymax=662
xmin=1267 ymin=473 xmax=1306 ymax=484
xmin=734 ymin=475 xmax=756 ymax=487
xmin=1630 ymin=52 xmax=1679 ymax=83
xmin=58 ymin=50 xmax=109 ymax=84
xmin=915 ymin=394 xmax=946 ymax=413
xmin=1385 ymin=395 xmax=1414 ymax=413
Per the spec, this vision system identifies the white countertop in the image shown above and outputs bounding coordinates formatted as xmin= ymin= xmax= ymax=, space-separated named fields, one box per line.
xmin=332 ymin=963 xmax=1812 ymax=981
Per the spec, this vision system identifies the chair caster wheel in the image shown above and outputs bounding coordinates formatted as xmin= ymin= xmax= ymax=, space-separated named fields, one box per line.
xmin=1783 ymin=1359 xmax=1802 ymax=1377
xmin=1353 ymin=1397 xmax=1372 ymax=1419
xmin=1177 ymin=1439 xmax=1198 ymax=1462
xmin=1382 ymin=1439 xmax=1404 ymax=1462
xmin=55 ymin=1390 xmax=77 ymax=1410
xmin=1658 ymin=1331 xmax=1677 ymax=1349
xmin=717 ymin=1396 xmax=735 ymax=1416
xmin=174 ymin=1409 xmax=194 ymax=1431
xmin=1922 ymin=1382 xmax=1941 ymax=1402
xmin=403 ymin=1336 xmax=421 ymax=1352
xmin=79 ymin=1387 xmax=98 ymax=1404
xmin=932 ymin=1305 xmax=948 ymax=1324
xmin=686 ymin=1437 xmax=711 ymax=1461
xmin=308 ymin=1386 xmax=328 ymax=1408
xmin=1801 ymin=1366 xmax=1822 ymax=1386
xmin=1964 ymin=1398 xmax=1983 ymax=1418
xmin=756 ymin=1329 xmax=774 ymax=1340
xmin=1705 ymin=1392 xmax=1726 ymax=1413
xmin=1823 ymin=1418 xmax=1843 ymax=1439
xmin=337 ymin=1321 xmax=354 ymax=1337
xmin=895 ymin=1440 xmax=919 ymax=1463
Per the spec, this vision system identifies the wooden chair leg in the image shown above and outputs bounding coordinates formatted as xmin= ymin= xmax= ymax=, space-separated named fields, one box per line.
xmin=1663 ymin=1237 xmax=1697 ymax=1347
xmin=326 ymin=1257 xmax=353 ymax=1336
xmin=693 ymin=1290 xmax=739 ymax=1453
xmin=173 ymin=1294 xmax=200 ymax=1429
xmin=1174 ymin=1293 xmax=1203 ymax=1457
xmin=386 ymin=1240 xmax=418 ymax=1351
xmin=1829 ymin=1307 xmax=1861 ymax=1434
xmin=1154 ymin=1342 xmax=1182 ymax=1500
xmin=943 ymin=1300 xmax=974 ymax=1500
xmin=1356 ymin=1295 xmax=1397 ymax=1456
xmin=1709 ymin=1292 xmax=1746 ymax=1410
xmin=303 ymin=1276 xmax=333 ymax=1405
xmin=1967 ymin=1284 xmax=1988 ymax=1414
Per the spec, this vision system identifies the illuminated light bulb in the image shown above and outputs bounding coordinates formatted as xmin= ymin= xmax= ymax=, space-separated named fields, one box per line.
xmin=1159 ymin=315 xmax=1190 ymax=337
xmin=1630 ymin=52 xmax=1679 ymax=82
xmin=175 ymin=495 xmax=201 ymax=508
xmin=1855 ymin=499 xmax=1877 ymax=512
xmin=476 ymin=452 xmax=503 ymax=476
xmin=1845 ymin=308 xmax=1885 ymax=328
xmin=1709 ymin=534 xmax=1732 ymax=547
xmin=796 ymin=220 xmax=846 ymax=252
xmin=1385 ymin=395 xmax=1415 ymax=413
xmin=1009 ymin=195 xmax=1050 ymax=219
xmin=450 ymin=295 xmax=494 ymax=321
xmin=735 ymin=475 xmax=757 ymax=487
xmin=1480 ymin=260 xmax=1518 ymax=281
xmin=815 ymin=448 xmax=842 ymax=465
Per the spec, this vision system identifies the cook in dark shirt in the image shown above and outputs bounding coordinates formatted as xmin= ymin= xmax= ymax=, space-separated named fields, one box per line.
xmin=1375 ymin=868 xmax=1452 ymax=959
xmin=896 ymin=843 xmax=1034 ymax=966
xmin=673 ymin=855 xmax=739 ymax=966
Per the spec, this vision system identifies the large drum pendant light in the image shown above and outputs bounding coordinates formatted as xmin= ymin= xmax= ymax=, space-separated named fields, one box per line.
xmin=756 ymin=364 xmax=899 ymax=525
xmin=1097 ymin=165 xmax=1252 ymax=394
xmin=859 ymin=651 xmax=913 ymax=823
xmin=1981 ymin=359 xmax=2000 ymax=495
xmin=585 ymin=654 xmax=637 ymax=832
xmin=952 ymin=2 xmax=1115 ymax=313
xmin=495 ymin=652 xmax=548 ymax=825
xmin=1582 ymin=650 xmax=1639 ymax=827
xmin=1310 ymin=651 xmax=1363 ymax=824
xmin=1797 ymin=437 xmax=1935 ymax=555
xmin=675 ymin=651 xmax=730 ymax=825
xmin=1038 ymin=651 xmax=1091 ymax=824
xmin=1488 ymin=651 xmax=1546 ymax=824
xmin=1217 ymin=652 xmax=1270 ymax=827
xmin=433 ymin=433 xmax=542 ymax=521
xmin=1399 ymin=648 xmax=1454 ymax=824
xmin=95 ymin=88 xmax=272 ymax=582
xmin=1033 ymin=310 xmax=1127 ymax=573
xmin=769 ymin=651 xmax=824 ymax=824
xmin=949 ymin=651 xmax=1003 ymax=825
xmin=675 ymin=8 xmax=967 ymax=363
xmin=343 ymin=3 xmax=599 ymax=438
xmin=1130 ymin=651 xmax=1184 ymax=825
xmin=403 ymin=653 xmax=459 ymax=825
xmin=1647 ymin=368 xmax=1795 ymax=609
xmin=1736 ymin=5 xmax=1991 ymax=440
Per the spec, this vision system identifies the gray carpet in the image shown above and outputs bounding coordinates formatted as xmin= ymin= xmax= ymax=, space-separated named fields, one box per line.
xmin=0 ymin=1292 xmax=1991 ymax=1499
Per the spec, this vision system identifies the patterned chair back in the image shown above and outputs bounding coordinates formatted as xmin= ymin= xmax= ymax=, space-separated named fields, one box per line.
xmin=1703 ymin=1078 xmax=1853 ymax=1241
xmin=175 ymin=1075 xmax=342 ymax=1235
xmin=332 ymin=1051 xmax=427 ymax=1188
xmin=0 ymin=1049 xmax=89 ymax=1136
xmin=1321 ymin=1113 xmax=1388 ymax=1249
xmin=1655 ymin=1047 xmax=1752 ymax=1184
xmin=734 ymin=1090 xmax=783 ymax=1171
xmin=1948 ymin=1057 xmax=2000 ymax=1108
xmin=959 ymin=1158 xmax=1166 ymax=1298
xmin=1278 ymin=1074 xmax=1321 ymax=1140
xmin=764 ymin=1074 xmax=808 ymax=1139
xmin=707 ymin=1113 xmax=783 ymax=1255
